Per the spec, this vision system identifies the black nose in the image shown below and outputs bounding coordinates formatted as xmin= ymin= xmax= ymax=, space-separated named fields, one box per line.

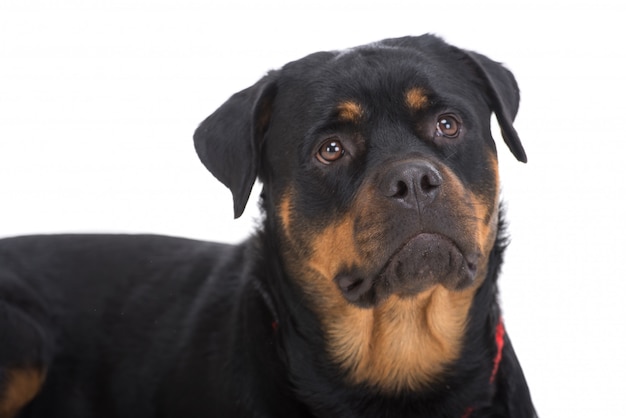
xmin=379 ymin=161 xmax=443 ymax=207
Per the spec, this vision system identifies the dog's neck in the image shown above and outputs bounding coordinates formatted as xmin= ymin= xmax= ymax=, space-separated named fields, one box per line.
xmin=327 ymin=285 xmax=476 ymax=393
xmin=254 ymin=208 xmax=507 ymax=398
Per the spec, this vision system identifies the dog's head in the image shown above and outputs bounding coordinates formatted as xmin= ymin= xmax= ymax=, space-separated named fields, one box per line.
xmin=195 ymin=35 xmax=525 ymax=309
xmin=195 ymin=35 xmax=526 ymax=391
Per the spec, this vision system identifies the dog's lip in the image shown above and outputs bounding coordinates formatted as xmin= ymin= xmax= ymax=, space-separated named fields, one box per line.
xmin=378 ymin=232 xmax=479 ymax=284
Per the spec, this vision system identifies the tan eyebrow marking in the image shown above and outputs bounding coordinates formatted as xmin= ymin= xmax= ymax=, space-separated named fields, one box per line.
xmin=405 ymin=87 xmax=429 ymax=110
xmin=337 ymin=101 xmax=364 ymax=122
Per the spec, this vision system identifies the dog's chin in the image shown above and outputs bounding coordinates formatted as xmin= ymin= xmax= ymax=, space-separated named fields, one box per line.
xmin=335 ymin=233 xmax=478 ymax=308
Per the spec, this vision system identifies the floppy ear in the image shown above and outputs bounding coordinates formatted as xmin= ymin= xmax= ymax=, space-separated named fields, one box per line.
xmin=194 ymin=73 xmax=278 ymax=218
xmin=463 ymin=51 xmax=527 ymax=163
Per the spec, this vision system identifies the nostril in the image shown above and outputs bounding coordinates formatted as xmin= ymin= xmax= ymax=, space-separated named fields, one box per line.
xmin=393 ymin=180 xmax=409 ymax=199
xmin=419 ymin=173 xmax=440 ymax=195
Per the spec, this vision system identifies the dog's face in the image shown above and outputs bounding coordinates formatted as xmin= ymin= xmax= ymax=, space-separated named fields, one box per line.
xmin=195 ymin=35 xmax=526 ymax=392
xmin=264 ymin=48 xmax=501 ymax=309
xmin=196 ymin=35 xmax=525 ymax=308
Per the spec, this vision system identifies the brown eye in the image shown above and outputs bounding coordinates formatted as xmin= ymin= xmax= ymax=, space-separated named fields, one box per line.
xmin=436 ymin=114 xmax=461 ymax=138
xmin=316 ymin=138 xmax=345 ymax=164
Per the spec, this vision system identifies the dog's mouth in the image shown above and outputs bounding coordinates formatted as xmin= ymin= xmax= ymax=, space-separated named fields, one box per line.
xmin=335 ymin=233 xmax=478 ymax=306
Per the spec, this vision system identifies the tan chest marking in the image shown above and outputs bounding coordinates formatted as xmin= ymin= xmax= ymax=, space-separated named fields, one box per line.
xmin=326 ymin=285 xmax=475 ymax=393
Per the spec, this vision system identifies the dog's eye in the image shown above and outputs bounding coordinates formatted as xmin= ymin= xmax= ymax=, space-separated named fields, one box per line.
xmin=316 ymin=138 xmax=345 ymax=164
xmin=436 ymin=114 xmax=461 ymax=138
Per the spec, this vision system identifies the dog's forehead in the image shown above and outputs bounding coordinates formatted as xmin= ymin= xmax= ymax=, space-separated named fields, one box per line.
xmin=276 ymin=41 xmax=477 ymax=121
xmin=282 ymin=46 xmax=426 ymax=95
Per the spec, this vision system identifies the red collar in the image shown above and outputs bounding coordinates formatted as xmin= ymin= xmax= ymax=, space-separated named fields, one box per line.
xmin=462 ymin=316 xmax=505 ymax=418
xmin=490 ymin=316 xmax=506 ymax=383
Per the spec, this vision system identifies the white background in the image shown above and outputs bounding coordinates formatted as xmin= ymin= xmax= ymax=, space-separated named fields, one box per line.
xmin=1 ymin=0 xmax=625 ymax=416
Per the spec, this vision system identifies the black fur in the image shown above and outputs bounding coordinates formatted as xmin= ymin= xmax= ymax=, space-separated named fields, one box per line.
xmin=0 ymin=35 xmax=536 ymax=417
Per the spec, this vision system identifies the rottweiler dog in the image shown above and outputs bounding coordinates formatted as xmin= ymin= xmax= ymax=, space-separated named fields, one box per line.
xmin=0 ymin=34 xmax=537 ymax=417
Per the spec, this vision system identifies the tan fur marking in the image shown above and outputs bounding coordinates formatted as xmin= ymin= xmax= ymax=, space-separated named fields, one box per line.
xmin=405 ymin=87 xmax=429 ymax=110
xmin=279 ymin=193 xmax=293 ymax=241
xmin=307 ymin=215 xmax=362 ymax=281
xmin=435 ymin=160 xmax=499 ymax=284
xmin=337 ymin=101 xmax=364 ymax=123
xmin=471 ymin=194 xmax=498 ymax=257
xmin=0 ymin=368 xmax=45 ymax=418
xmin=327 ymin=286 xmax=475 ymax=393
xmin=471 ymin=154 xmax=500 ymax=258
